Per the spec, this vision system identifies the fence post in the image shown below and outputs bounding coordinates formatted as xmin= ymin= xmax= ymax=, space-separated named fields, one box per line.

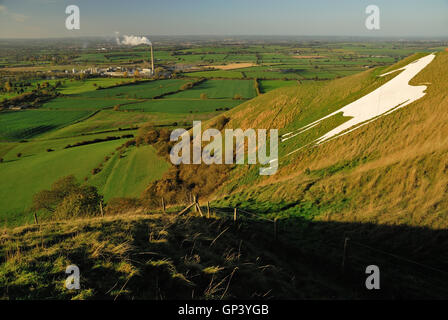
xmin=193 ymin=195 xmax=198 ymax=213
xmin=162 ymin=197 xmax=166 ymax=213
xmin=196 ymin=202 xmax=204 ymax=217
xmin=274 ymin=218 xmax=278 ymax=241
xmin=207 ymin=201 xmax=211 ymax=219
xmin=341 ymin=237 xmax=350 ymax=274
xmin=33 ymin=212 xmax=39 ymax=225
xmin=234 ymin=207 xmax=237 ymax=223
xmin=178 ymin=203 xmax=196 ymax=217
xmin=100 ymin=201 xmax=104 ymax=218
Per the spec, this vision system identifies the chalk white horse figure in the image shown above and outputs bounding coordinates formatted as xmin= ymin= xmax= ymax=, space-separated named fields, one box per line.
xmin=260 ymin=54 xmax=435 ymax=173
xmin=282 ymin=53 xmax=436 ymax=147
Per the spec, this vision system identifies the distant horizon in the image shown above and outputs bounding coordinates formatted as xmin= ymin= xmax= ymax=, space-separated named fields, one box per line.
xmin=1 ymin=34 xmax=447 ymax=41
xmin=1 ymin=0 xmax=447 ymax=39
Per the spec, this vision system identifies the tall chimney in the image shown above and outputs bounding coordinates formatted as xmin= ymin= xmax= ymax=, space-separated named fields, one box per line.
xmin=150 ymin=44 xmax=155 ymax=75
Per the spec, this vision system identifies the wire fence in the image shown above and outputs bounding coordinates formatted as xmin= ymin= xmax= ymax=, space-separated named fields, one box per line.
xmin=172 ymin=199 xmax=448 ymax=297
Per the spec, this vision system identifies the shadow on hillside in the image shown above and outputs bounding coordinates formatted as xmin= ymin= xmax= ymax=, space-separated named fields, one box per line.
xmin=2 ymin=213 xmax=448 ymax=300
xmin=229 ymin=214 xmax=448 ymax=299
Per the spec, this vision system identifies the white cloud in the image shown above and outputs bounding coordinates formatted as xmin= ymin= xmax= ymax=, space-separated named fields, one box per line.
xmin=117 ymin=35 xmax=152 ymax=46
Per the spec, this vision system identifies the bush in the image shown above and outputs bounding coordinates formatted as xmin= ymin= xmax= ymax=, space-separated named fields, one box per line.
xmin=180 ymin=82 xmax=194 ymax=91
xmin=155 ymin=143 xmax=171 ymax=157
xmin=124 ymin=139 xmax=136 ymax=148
xmin=254 ymin=78 xmax=261 ymax=95
xmin=158 ymin=129 xmax=171 ymax=143
xmin=214 ymin=115 xmax=230 ymax=131
xmin=64 ymin=136 xmax=120 ymax=149
xmin=54 ymin=189 xmax=102 ymax=219
xmin=142 ymin=163 xmax=231 ymax=207
xmin=32 ymin=175 xmax=102 ymax=219
xmin=136 ymin=123 xmax=159 ymax=146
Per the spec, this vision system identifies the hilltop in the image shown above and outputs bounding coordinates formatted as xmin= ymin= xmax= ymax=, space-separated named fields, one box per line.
xmin=211 ymin=51 xmax=448 ymax=229
xmin=0 ymin=212 xmax=352 ymax=300
xmin=3 ymin=210 xmax=448 ymax=299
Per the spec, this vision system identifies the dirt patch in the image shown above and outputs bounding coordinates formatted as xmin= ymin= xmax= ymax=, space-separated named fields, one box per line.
xmin=208 ymin=62 xmax=256 ymax=70
xmin=293 ymin=55 xmax=326 ymax=59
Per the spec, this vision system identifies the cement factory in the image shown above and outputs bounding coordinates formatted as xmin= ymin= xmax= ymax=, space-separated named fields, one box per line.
xmin=64 ymin=35 xmax=158 ymax=78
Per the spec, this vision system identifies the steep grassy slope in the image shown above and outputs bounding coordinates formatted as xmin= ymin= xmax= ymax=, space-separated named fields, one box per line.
xmin=211 ymin=52 xmax=448 ymax=229
xmin=0 ymin=213 xmax=351 ymax=300
xmin=2 ymin=211 xmax=447 ymax=300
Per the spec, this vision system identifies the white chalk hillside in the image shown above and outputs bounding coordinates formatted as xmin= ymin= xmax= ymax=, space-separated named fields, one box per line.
xmin=282 ymin=53 xmax=436 ymax=149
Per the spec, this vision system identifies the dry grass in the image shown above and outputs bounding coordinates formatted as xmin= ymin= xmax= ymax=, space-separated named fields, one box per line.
xmin=1 ymin=212 xmax=337 ymax=299
xmin=212 ymin=52 xmax=448 ymax=229
xmin=207 ymin=63 xmax=257 ymax=70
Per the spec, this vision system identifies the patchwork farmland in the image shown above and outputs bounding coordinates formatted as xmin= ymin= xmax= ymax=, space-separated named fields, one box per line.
xmin=0 ymin=39 xmax=443 ymax=226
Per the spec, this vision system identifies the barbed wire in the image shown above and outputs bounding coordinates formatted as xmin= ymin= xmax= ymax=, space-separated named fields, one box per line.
xmin=350 ymin=240 xmax=448 ymax=277
xmin=180 ymin=203 xmax=448 ymax=284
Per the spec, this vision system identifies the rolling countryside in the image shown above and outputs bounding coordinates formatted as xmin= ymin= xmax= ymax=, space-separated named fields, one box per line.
xmin=1 ymin=32 xmax=448 ymax=301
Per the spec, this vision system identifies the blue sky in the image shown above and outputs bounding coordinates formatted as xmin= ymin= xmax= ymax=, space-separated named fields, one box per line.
xmin=0 ymin=0 xmax=447 ymax=38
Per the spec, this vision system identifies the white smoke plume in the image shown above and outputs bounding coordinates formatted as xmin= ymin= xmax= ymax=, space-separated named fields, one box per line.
xmin=115 ymin=32 xmax=151 ymax=46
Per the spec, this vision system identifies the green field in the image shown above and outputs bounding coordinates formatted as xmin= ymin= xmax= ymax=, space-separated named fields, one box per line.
xmin=40 ymin=110 xmax=153 ymax=138
xmin=41 ymin=97 xmax=132 ymax=111
xmin=259 ymin=80 xmax=298 ymax=93
xmin=0 ymin=78 xmax=133 ymax=100
xmin=77 ymin=79 xmax=189 ymax=99
xmin=0 ymin=109 xmax=93 ymax=141
xmin=90 ymin=145 xmax=170 ymax=200
xmin=164 ymin=80 xmax=256 ymax=99
xmin=0 ymin=131 xmax=135 ymax=160
xmin=0 ymin=139 xmax=125 ymax=225
xmin=121 ymin=99 xmax=242 ymax=113
xmin=0 ymin=77 xmax=249 ymax=225
xmin=184 ymin=70 xmax=244 ymax=79
xmin=57 ymin=78 xmax=133 ymax=94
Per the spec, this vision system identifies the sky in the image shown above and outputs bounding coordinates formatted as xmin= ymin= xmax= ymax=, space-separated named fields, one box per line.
xmin=0 ymin=0 xmax=447 ymax=39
